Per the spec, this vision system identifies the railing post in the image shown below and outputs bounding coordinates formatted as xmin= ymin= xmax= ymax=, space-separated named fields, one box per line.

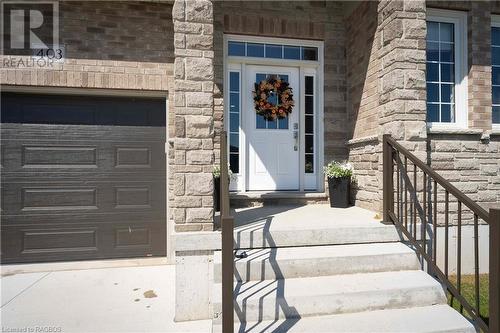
xmin=383 ymin=134 xmax=394 ymax=223
xmin=220 ymin=131 xmax=234 ymax=333
xmin=490 ymin=207 xmax=500 ymax=333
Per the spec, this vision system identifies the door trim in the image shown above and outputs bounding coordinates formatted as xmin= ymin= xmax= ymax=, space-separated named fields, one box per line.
xmin=224 ymin=34 xmax=325 ymax=193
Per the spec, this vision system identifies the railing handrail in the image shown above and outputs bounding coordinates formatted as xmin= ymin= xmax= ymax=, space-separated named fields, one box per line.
xmin=383 ymin=134 xmax=499 ymax=332
xmin=220 ymin=130 xmax=234 ymax=333
xmin=384 ymin=135 xmax=489 ymax=221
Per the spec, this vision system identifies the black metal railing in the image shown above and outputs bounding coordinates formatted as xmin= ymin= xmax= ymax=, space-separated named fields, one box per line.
xmin=220 ymin=130 xmax=234 ymax=333
xmin=383 ymin=134 xmax=499 ymax=332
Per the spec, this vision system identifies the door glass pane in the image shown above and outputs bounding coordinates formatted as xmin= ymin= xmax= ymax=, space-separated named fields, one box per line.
xmin=302 ymin=47 xmax=318 ymax=60
xmin=305 ymin=155 xmax=314 ymax=174
xmin=228 ymin=71 xmax=240 ymax=173
xmin=305 ymin=135 xmax=314 ymax=154
xmin=305 ymin=75 xmax=314 ymax=174
xmin=228 ymin=42 xmax=245 ymax=56
xmin=265 ymin=44 xmax=282 ymax=58
xmin=229 ymin=154 xmax=239 ymax=173
xmin=247 ymin=43 xmax=264 ymax=57
xmin=278 ymin=116 xmax=288 ymax=129
xmin=256 ymin=114 xmax=267 ymax=129
xmin=284 ymin=46 xmax=300 ymax=60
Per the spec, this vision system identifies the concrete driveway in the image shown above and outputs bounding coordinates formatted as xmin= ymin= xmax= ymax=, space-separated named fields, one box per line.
xmin=1 ymin=264 xmax=211 ymax=333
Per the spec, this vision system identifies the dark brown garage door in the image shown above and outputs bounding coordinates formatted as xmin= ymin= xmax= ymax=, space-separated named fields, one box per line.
xmin=1 ymin=93 xmax=167 ymax=263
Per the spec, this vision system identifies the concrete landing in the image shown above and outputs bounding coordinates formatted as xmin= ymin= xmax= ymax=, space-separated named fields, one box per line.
xmin=232 ymin=205 xmax=407 ymax=249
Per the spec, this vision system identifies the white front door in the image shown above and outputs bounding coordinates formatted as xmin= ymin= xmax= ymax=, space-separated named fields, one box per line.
xmin=245 ymin=65 xmax=300 ymax=191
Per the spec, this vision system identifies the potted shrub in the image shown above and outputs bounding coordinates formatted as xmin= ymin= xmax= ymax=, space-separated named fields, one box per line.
xmin=324 ymin=161 xmax=353 ymax=208
xmin=213 ymin=165 xmax=234 ymax=212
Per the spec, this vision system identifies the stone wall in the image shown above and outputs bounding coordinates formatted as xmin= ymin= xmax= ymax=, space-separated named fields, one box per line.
xmin=172 ymin=0 xmax=215 ymax=232
xmin=1 ymin=1 xmax=174 ymax=91
xmin=429 ymin=134 xmax=500 ymax=225
xmin=213 ymin=1 xmax=348 ymax=165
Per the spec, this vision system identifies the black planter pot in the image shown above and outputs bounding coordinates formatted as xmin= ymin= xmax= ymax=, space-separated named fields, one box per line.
xmin=327 ymin=176 xmax=351 ymax=208
xmin=214 ymin=177 xmax=220 ymax=212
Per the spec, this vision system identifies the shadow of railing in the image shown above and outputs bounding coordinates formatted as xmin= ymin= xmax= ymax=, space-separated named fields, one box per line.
xmin=233 ymin=209 xmax=301 ymax=333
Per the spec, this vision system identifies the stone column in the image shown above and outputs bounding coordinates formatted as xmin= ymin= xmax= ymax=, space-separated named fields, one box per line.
xmin=376 ymin=0 xmax=428 ymax=210
xmin=172 ymin=0 xmax=215 ymax=232
xmin=172 ymin=0 xmax=217 ymax=322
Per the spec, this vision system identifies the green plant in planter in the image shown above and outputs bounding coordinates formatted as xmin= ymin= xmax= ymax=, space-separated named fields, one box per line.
xmin=324 ymin=161 xmax=353 ymax=179
xmin=213 ymin=165 xmax=235 ymax=212
xmin=324 ymin=161 xmax=353 ymax=208
xmin=212 ymin=165 xmax=235 ymax=180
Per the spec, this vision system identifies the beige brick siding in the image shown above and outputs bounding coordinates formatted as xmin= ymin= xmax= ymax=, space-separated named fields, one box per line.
xmin=1 ymin=1 xmax=174 ymax=91
xmin=346 ymin=1 xmax=380 ymax=140
xmin=345 ymin=1 xmax=381 ymax=210
xmin=213 ymin=1 xmax=349 ymax=165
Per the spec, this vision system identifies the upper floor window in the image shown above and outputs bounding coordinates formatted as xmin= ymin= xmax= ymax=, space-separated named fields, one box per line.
xmin=426 ymin=9 xmax=468 ymax=128
xmin=492 ymin=16 xmax=500 ymax=127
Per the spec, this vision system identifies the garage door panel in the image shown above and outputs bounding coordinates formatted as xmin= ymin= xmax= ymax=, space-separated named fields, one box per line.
xmin=1 ymin=140 xmax=165 ymax=172
xmin=1 ymin=93 xmax=167 ymax=263
xmin=1 ymin=221 xmax=165 ymax=263
xmin=1 ymin=124 xmax=165 ymax=141
xmin=2 ymin=182 xmax=165 ymax=216
xmin=2 ymin=213 xmax=165 ymax=228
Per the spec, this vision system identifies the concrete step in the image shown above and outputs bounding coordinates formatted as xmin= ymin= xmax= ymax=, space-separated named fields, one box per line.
xmin=230 ymin=192 xmax=328 ymax=208
xmin=213 ymin=304 xmax=475 ymax=333
xmin=213 ymin=270 xmax=446 ymax=323
xmin=213 ymin=242 xmax=420 ymax=283
xmin=234 ymin=220 xmax=410 ymax=249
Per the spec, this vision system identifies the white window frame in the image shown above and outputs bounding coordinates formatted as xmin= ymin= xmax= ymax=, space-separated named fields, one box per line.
xmin=492 ymin=15 xmax=500 ymax=130
xmin=426 ymin=9 xmax=468 ymax=129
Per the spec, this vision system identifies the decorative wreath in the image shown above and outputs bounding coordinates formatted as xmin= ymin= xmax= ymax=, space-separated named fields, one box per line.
xmin=253 ymin=77 xmax=294 ymax=121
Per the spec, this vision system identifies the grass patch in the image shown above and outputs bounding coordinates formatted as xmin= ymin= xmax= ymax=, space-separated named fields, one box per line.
xmin=447 ymin=274 xmax=489 ymax=325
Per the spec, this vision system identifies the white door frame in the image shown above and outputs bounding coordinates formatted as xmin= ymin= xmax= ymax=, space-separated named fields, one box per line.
xmin=223 ymin=34 xmax=324 ymax=193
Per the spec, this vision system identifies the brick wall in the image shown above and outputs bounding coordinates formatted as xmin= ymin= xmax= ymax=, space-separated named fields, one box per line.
xmin=346 ymin=1 xmax=380 ymax=140
xmin=213 ymin=1 xmax=348 ymax=166
xmin=345 ymin=1 xmax=381 ymax=209
xmin=1 ymin=1 xmax=174 ymax=91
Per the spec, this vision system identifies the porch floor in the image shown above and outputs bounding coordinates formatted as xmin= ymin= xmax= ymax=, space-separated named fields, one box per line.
xmin=230 ymin=205 xmax=404 ymax=249
xmin=233 ymin=204 xmax=380 ymax=229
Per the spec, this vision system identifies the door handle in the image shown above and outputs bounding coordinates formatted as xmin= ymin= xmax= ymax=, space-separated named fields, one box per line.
xmin=293 ymin=123 xmax=299 ymax=151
